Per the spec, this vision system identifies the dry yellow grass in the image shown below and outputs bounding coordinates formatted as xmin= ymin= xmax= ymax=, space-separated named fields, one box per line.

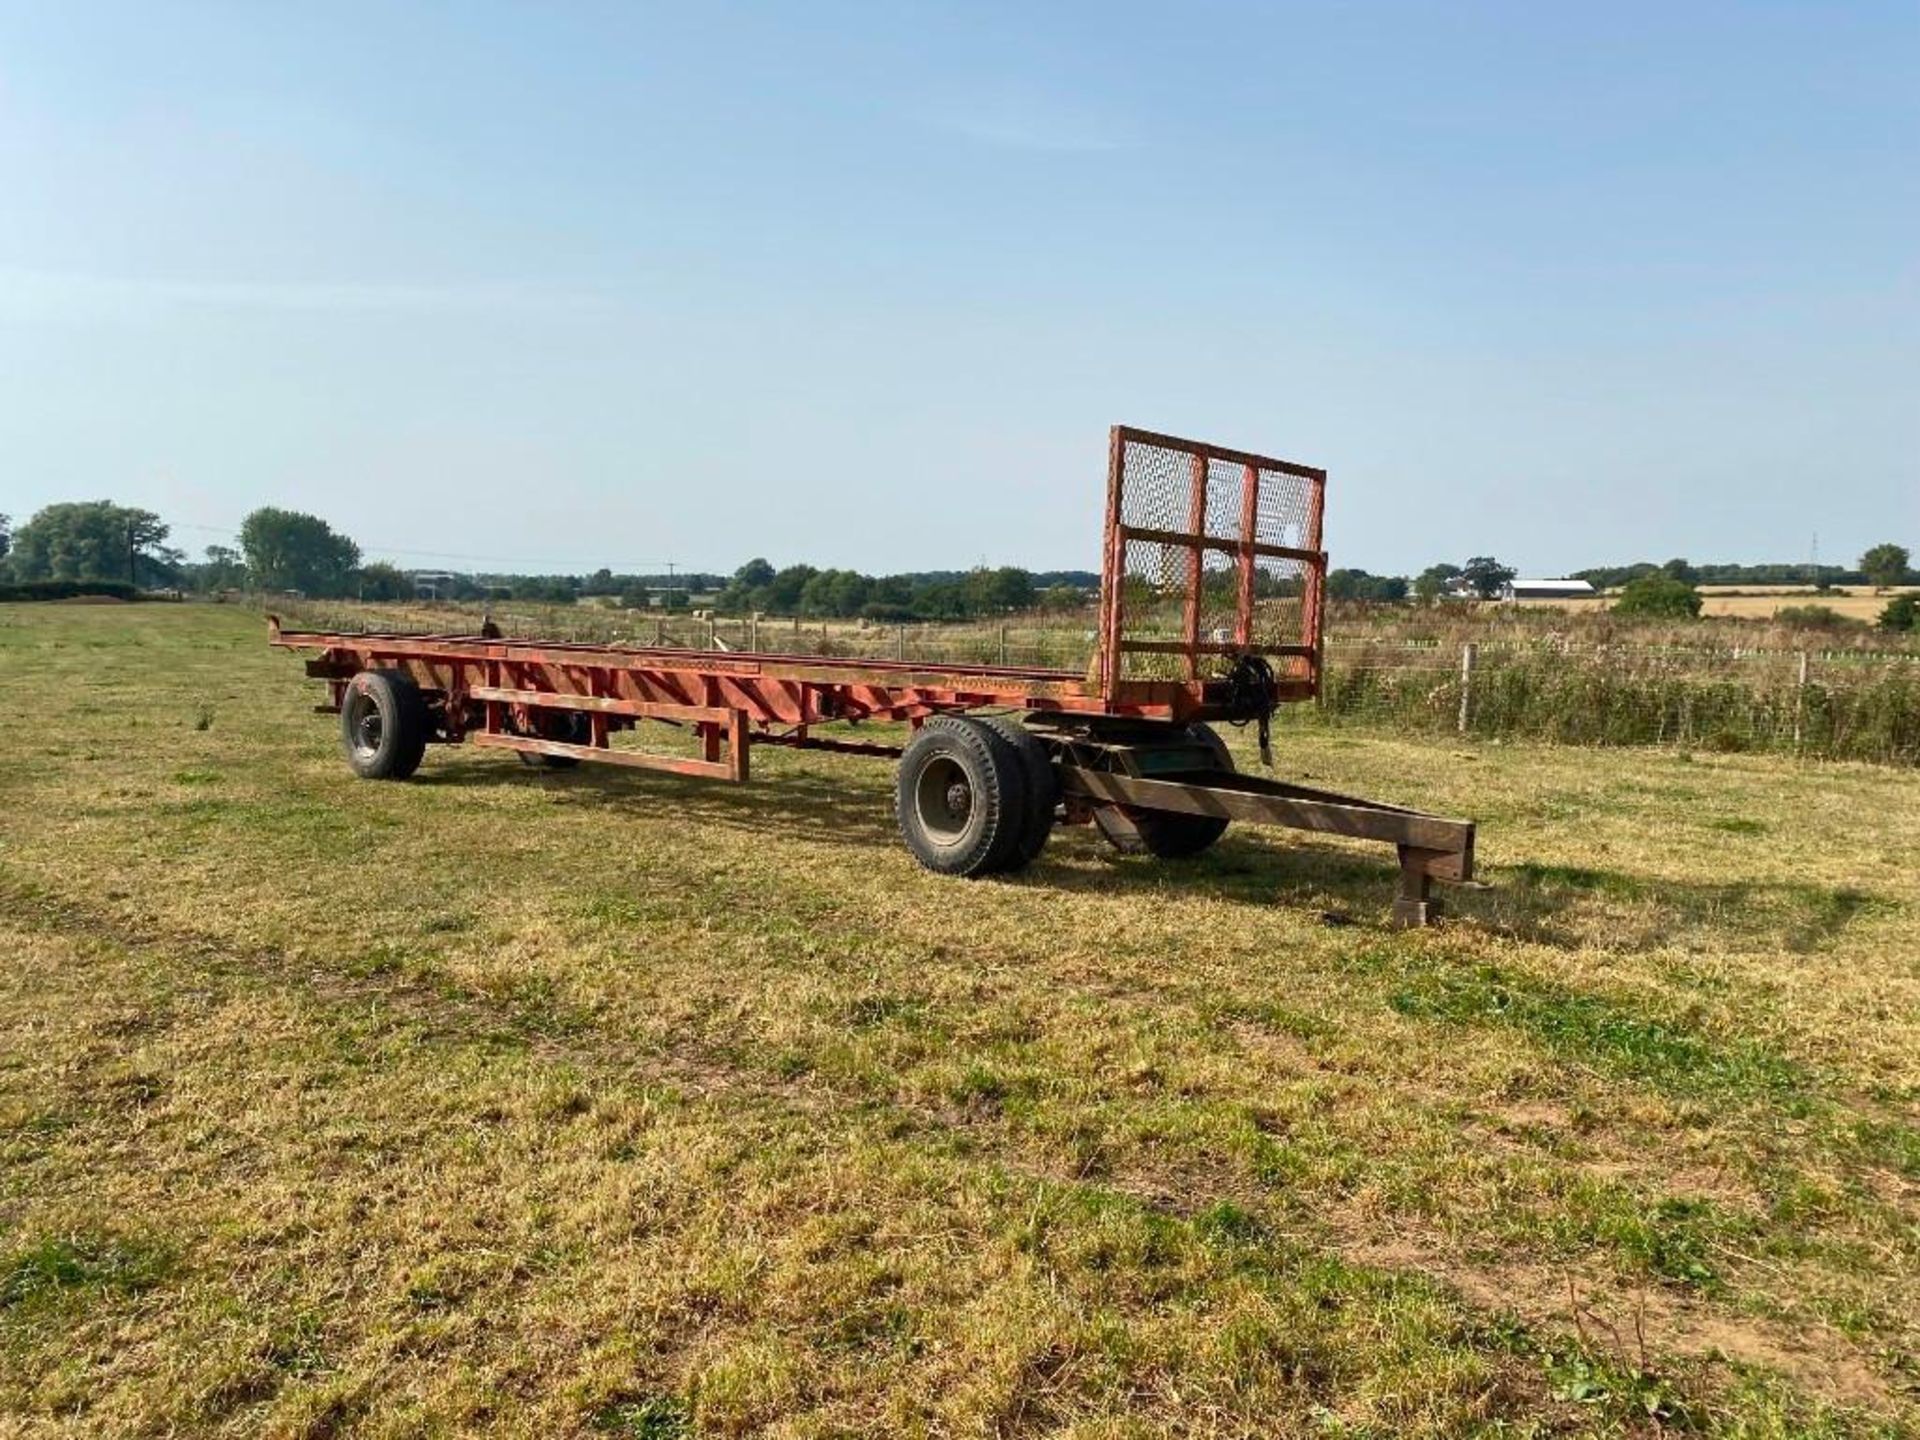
xmin=1510 ymin=586 xmax=1920 ymax=622
xmin=2 ymin=603 xmax=1917 ymax=1437
xmin=1693 ymin=588 xmax=1916 ymax=622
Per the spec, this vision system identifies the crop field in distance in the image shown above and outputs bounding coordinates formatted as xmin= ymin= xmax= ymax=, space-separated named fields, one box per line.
xmin=1507 ymin=588 xmax=1920 ymax=623
xmin=2 ymin=600 xmax=1917 ymax=1438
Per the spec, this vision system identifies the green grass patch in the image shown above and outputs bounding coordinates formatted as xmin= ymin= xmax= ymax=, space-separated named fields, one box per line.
xmin=1383 ymin=958 xmax=1810 ymax=1104
xmin=0 ymin=1231 xmax=177 ymax=1310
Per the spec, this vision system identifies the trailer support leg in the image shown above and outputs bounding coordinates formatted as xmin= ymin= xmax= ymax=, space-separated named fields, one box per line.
xmin=1393 ymin=846 xmax=1446 ymax=929
xmin=699 ymin=709 xmax=752 ymax=782
xmin=728 ymin=707 xmax=750 ymax=783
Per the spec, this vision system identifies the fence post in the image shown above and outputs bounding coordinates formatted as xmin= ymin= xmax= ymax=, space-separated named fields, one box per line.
xmin=1793 ymin=650 xmax=1809 ymax=752
xmin=748 ymin=613 xmax=759 ymax=652
xmin=999 ymin=624 xmax=1009 ymax=667
xmin=896 ymin=626 xmax=906 ymax=661
xmin=1458 ymin=642 xmax=1477 ymax=734
xmin=708 ymin=614 xmax=718 ymax=650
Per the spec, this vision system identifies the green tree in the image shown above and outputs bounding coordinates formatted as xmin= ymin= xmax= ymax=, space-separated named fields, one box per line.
xmin=912 ymin=581 xmax=967 ymax=620
xmin=1613 ymin=573 xmax=1703 ymax=619
xmin=799 ymin=568 xmax=871 ymax=617
xmin=869 ymin=575 xmax=913 ymax=610
xmin=0 ymin=513 xmax=10 ymax=568
xmin=713 ymin=558 xmax=779 ymax=614
xmin=9 ymin=502 xmax=179 ymax=585
xmin=1572 ymin=562 xmax=1657 ymax=589
xmin=966 ymin=566 xmax=1035 ymax=614
xmin=1661 ymin=557 xmax=1696 ymax=583
xmin=1328 ymin=569 xmax=1410 ymax=602
xmin=1860 ymin=543 xmax=1911 ymax=589
xmin=1771 ymin=604 xmax=1861 ymax=632
xmin=1412 ymin=563 xmax=1461 ymax=601
xmin=1327 ymin=568 xmax=1366 ymax=601
xmin=830 ymin=570 xmax=873 ymax=616
xmin=238 ymin=507 xmax=361 ymax=597
xmin=1878 ymin=593 xmax=1918 ymax=633
xmin=763 ymin=564 xmax=817 ymax=613
xmin=512 ymin=576 xmax=578 ymax=604
xmin=356 ymin=562 xmax=412 ymax=601
xmin=1461 ymin=555 xmax=1517 ymax=599
xmin=197 ymin=544 xmax=248 ymax=591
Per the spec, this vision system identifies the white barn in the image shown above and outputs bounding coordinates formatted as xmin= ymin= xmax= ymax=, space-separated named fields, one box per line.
xmin=1502 ymin=579 xmax=1597 ymax=601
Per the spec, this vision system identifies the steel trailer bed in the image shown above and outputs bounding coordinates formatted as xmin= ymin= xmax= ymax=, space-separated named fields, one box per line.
xmin=271 ymin=426 xmax=1475 ymax=925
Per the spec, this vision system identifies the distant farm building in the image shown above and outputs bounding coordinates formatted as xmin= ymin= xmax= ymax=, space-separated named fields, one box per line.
xmin=408 ymin=570 xmax=460 ymax=599
xmin=1503 ymin=579 xmax=1596 ymax=601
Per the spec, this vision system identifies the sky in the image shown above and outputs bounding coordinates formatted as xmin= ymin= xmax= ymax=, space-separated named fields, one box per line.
xmin=1 ymin=1 xmax=1915 ymax=578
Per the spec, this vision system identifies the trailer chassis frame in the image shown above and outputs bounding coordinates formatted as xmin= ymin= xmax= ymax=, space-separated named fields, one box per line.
xmin=269 ymin=425 xmax=1477 ymax=926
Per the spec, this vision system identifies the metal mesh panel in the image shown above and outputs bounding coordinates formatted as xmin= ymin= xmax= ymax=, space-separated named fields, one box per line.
xmin=1116 ymin=440 xmax=1195 ymax=535
xmin=1102 ymin=429 xmax=1326 ymax=690
xmin=1250 ymin=556 xmax=1309 ymax=668
xmin=1256 ymin=467 xmax=1315 ymax=552
xmin=1203 ymin=457 xmax=1246 ymax=542
xmin=1115 ymin=535 xmax=1193 ymax=662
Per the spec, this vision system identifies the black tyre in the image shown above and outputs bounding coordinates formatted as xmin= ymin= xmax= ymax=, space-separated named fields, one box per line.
xmin=1095 ymin=722 xmax=1232 ymax=859
xmin=340 ymin=668 xmax=430 ymax=780
xmin=516 ymin=709 xmax=590 ymax=768
xmin=977 ymin=715 xmax=1059 ymax=871
xmin=895 ymin=716 xmax=1029 ymax=877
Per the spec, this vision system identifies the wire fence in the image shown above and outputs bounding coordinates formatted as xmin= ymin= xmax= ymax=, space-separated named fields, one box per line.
xmin=1298 ymin=638 xmax=1920 ymax=766
xmin=273 ymin=599 xmax=1920 ymax=768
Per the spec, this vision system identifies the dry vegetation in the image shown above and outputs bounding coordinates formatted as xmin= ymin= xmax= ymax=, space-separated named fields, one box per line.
xmin=2 ymin=602 xmax=1918 ymax=1437
xmin=273 ymin=597 xmax=1920 ymax=767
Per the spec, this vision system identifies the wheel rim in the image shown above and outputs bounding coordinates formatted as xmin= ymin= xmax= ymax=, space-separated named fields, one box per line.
xmin=346 ymin=691 xmax=384 ymax=760
xmin=913 ymin=755 xmax=974 ymax=844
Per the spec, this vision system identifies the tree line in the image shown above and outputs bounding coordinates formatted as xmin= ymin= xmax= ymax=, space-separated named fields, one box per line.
xmin=0 ymin=502 xmax=382 ymax=597
xmin=1572 ymin=549 xmax=1914 ymax=590
xmin=1 ymin=501 xmax=1911 ymax=629
xmin=0 ymin=502 xmax=1102 ymax=620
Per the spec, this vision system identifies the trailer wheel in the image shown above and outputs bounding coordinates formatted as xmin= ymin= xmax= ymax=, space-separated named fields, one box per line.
xmin=340 ymin=668 xmax=430 ymax=780
xmin=1095 ymin=722 xmax=1232 ymax=859
xmin=896 ymin=716 xmax=1029 ymax=877
xmin=516 ymin=710 xmax=590 ymax=768
xmin=977 ymin=716 xmax=1058 ymax=871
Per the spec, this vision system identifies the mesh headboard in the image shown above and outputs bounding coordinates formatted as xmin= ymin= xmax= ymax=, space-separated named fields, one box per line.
xmin=1098 ymin=426 xmax=1327 ymax=699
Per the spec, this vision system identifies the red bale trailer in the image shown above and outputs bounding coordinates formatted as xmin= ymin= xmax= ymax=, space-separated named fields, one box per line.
xmin=271 ymin=426 xmax=1476 ymax=925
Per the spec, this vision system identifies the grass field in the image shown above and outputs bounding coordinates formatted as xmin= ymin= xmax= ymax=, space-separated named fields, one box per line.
xmin=2 ymin=602 xmax=1917 ymax=1438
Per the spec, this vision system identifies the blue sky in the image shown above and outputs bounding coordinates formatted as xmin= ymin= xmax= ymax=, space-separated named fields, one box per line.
xmin=2 ymin=2 xmax=1914 ymax=576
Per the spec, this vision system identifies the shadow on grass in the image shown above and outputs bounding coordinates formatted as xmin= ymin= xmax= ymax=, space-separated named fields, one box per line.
xmin=1030 ymin=836 xmax=1889 ymax=957
xmin=414 ymin=749 xmax=906 ymax=847
xmin=411 ymin=750 xmax=1893 ymax=950
xmin=1482 ymin=860 xmax=1890 ymax=954
xmin=416 ymin=749 xmax=1425 ymax=915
